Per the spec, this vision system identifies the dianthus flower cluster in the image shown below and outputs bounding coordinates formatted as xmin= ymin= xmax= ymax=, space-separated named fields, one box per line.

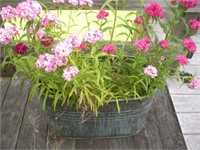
xmin=62 ymin=66 xmax=79 ymax=81
xmin=41 ymin=13 xmax=61 ymax=27
xmin=189 ymin=19 xmax=200 ymax=30
xmin=14 ymin=43 xmax=29 ymax=54
xmin=179 ymin=0 xmax=199 ymax=8
xmin=183 ymin=38 xmax=197 ymax=53
xmin=67 ymin=0 xmax=93 ymax=7
xmin=96 ymin=10 xmax=109 ymax=19
xmin=36 ymin=54 xmax=66 ymax=72
xmin=134 ymin=17 xmax=144 ymax=23
xmin=0 ymin=5 xmax=16 ymax=20
xmin=157 ymin=40 xmax=169 ymax=49
xmin=144 ymin=2 xmax=164 ymax=19
xmin=0 ymin=25 xmax=18 ymax=45
xmin=188 ymin=78 xmax=200 ymax=89
xmin=144 ymin=65 xmax=158 ymax=78
xmin=175 ymin=55 xmax=188 ymax=66
xmin=135 ymin=37 xmax=152 ymax=51
xmin=102 ymin=44 xmax=115 ymax=55
xmin=83 ymin=29 xmax=104 ymax=44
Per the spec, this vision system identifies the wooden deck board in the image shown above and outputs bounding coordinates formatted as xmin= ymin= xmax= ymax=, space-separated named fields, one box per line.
xmin=1 ymin=78 xmax=31 ymax=149
xmin=0 ymin=78 xmax=187 ymax=149
xmin=16 ymin=91 xmax=48 ymax=149
xmin=0 ymin=78 xmax=11 ymax=106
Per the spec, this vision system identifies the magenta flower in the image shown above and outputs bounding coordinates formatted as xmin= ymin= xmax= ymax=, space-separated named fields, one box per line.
xmin=63 ymin=66 xmax=79 ymax=81
xmin=179 ymin=0 xmax=198 ymax=8
xmin=170 ymin=0 xmax=176 ymax=5
xmin=135 ymin=37 xmax=152 ymax=51
xmin=183 ymin=38 xmax=197 ymax=53
xmin=134 ymin=17 xmax=144 ymax=23
xmin=51 ymin=41 xmax=73 ymax=57
xmin=68 ymin=0 xmax=79 ymax=6
xmin=41 ymin=36 xmax=54 ymax=47
xmin=157 ymin=40 xmax=169 ymax=49
xmin=144 ymin=2 xmax=164 ymax=19
xmin=102 ymin=44 xmax=115 ymax=55
xmin=189 ymin=19 xmax=200 ymax=30
xmin=16 ymin=0 xmax=42 ymax=20
xmin=188 ymin=78 xmax=200 ymax=89
xmin=0 ymin=5 xmax=16 ymax=20
xmin=97 ymin=10 xmax=109 ymax=19
xmin=77 ymin=43 xmax=86 ymax=51
xmin=83 ymin=29 xmax=103 ymax=44
xmin=14 ymin=42 xmax=28 ymax=54
xmin=79 ymin=0 xmax=93 ymax=7
xmin=175 ymin=55 xmax=188 ymax=66
xmin=144 ymin=65 xmax=158 ymax=78
xmin=53 ymin=0 xmax=65 ymax=4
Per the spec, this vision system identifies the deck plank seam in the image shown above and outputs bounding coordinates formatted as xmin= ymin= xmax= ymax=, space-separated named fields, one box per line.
xmin=0 ymin=78 xmax=11 ymax=108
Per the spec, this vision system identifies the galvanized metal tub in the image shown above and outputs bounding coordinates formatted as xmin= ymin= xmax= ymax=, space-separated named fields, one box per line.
xmin=45 ymin=96 xmax=153 ymax=139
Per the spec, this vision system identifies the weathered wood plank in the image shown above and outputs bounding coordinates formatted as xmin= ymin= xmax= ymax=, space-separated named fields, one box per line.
xmin=1 ymin=78 xmax=31 ymax=149
xmin=151 ymin=88 xmax=187 ymax=149
xmin=16 ymin=91 xmax=48 ymax=149
xmin=0 ymin=78 xmax=11 ymax=106
xmin=171 ymin=95 xmax=200 ymax=113
xmin=184 ymin=135 xmax=200 ymax=150
xmin=177 ymin=113 xmax=200 ymax=134
xmin=45 ymin=127 xmax=76 ymax=149
xmin=167 ymin=78 xmax=200 ymax=95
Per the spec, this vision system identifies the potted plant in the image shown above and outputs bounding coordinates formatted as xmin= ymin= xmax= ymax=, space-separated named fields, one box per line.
xmin=0 ymin=0 xmax=200 ymax=138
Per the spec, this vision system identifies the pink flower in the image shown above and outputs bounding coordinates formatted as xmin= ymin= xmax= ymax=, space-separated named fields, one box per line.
xmin=160 ymin=56 xmax=165 ymax=61
xmin=29 ymin=24 xmax=45 ymax=40
xmin=144 ymin=65 xmax=158 ymax=78
xmin=65 ymin=35 xmax=83 ymax=48
xmin=68 ymin=0 xmax=79 ymax=6
xmin=135 ymin=37 xmax=152 ymax=51
xmin=188 ymin=78 xmax=200 ymax=89
xmin=170 ymin=0 xmax=176 ymax=5
xmin=189 ymin=19 xmax=200 ymax=30
xmin=41 ymin=36 xmax=54 ymax=47
xmin=36 ymin=53 xmax=66 ymax=72
xmin=97 ymin=10 xmax=109 ymax=19
xmin=6 ymin=25 xmax=19 ymax=35
xmin=51 ymin=41 xmax=73 ymax=57
xmin=14 ymin=42 xmax=28 ymax=54
xmin=83 ymin=29 xmax=103 ymax=44
xmin=63 ymin=66 xmax=79 ymax=81
xmin=102 ymin=44 xmax=115 ymax=55
xmin=183 ymin=38 xmax=196 ymax=53
xmin=16 ymin=0 xmax=42 ymax=20
xmin=175 ymin=55 xmax=188 ymax=66
xmin=77 ymin=43 xmax=86 ymax=51
xmin=157 ymin=40 xmax=169 ymax=49
xmin=53 ymin=0 xmax=65 ymax=3
xmin=144 ymin=2 xmax=164 ymax=19
xmin=179 ymin=0 xmax=198 ymax=8
xmin=0 ymin=5 xmax=16 ymax=20
xmin=41 ymin=13 xmax=60 ymax=27
xmin=0 ymin=28 xmax=12 ymax=45
xmin=134 ymin=17 xmax=144 ymax=23
xmin=0 ymin=26 xmax=18 ymax=45
xmin=79 ymin=0 xmax=93 ymax=7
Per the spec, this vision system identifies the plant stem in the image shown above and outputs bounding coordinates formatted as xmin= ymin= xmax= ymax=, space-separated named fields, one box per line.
xmin=110 ymin=0 xmax=118 ymax=43
xmin=85 ymin=10 xmax=90 ymax=30
xmin=67 ymin=9 xmax=73 ymax=34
